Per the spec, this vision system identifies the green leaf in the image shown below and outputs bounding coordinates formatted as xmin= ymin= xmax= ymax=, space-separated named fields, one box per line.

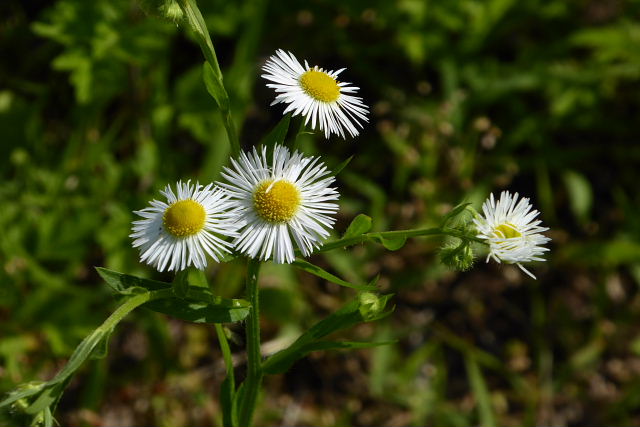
xmin=342 ymin=214 xmax=372 ymax=240
xmin=260 ymin=113 xmax=290 ymax=148
xmin=202 ymin=61 xmax=229 ymax=110
xmin=96 ymin=267 xmax=251 ymax=323
xmin=89 ymin=326 xmax=114 ymax=360
xmin=291 ymin=259 xmax=376 ymax=291
xmin=263 ymin=340 xmax=394 ymax=374
xmin=262 ymin=293 xmax=394 ymax=374
xmin=0 ymin=382 xmax=45 ymax=409
xmin=465 ymin=354 xmax=496 ymax=427
xmin=96 ymin=267 xmax=170 ymax=294
xmin=144 ymin=297 xmax=250 ymax=323
xmin=375 ymin=233 xmax=407 ymax=251
xmin=330 ymin=155 xmax=354 ymax=177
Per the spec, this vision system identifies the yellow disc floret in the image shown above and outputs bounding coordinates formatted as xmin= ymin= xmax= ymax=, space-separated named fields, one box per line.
xmin=493 ymin=223 xmax=522 ymax=240
xmin=163 ymin=199 xmax=206 ymax=237
xmin=300 ymin=69 xmax=340 ymax=103
xmin=253 ymin=180 xmax=301 ymax=223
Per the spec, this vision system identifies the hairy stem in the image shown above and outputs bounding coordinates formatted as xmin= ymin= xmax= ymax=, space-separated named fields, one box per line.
xmin=318 ymin=226 xmax=486 ymax=253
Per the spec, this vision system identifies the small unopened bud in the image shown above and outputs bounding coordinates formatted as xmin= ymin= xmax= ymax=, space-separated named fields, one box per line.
xmin=358 ymin=292 xmax=382 ymax=320
xmin=440 ymin=242 xmax=475 ymax=272
xmin=161 ymin=0 xmax=184 ymax=23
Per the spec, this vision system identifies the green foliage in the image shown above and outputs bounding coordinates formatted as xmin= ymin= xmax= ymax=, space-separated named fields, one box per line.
xmin=97 ymin=267 xmax=251 ymax=322
xmin=262 ymin=292 xmax=394 ymax=374
xmin=291 ymin=259 xmax=376 ymax=291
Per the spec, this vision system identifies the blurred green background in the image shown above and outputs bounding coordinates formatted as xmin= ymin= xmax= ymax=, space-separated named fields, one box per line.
xmin=2 ymin=0 xmax=640 ymax=425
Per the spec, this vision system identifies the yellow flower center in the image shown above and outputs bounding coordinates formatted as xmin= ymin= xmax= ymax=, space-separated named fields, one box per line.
xmin=253 ymin=180 xmax=301 ymax=223
xmin=493 ymin=223 xmax=522 ymax=240
xmin=163 ymin=199 xmax=206 ymax=237
xmin=300 ymin=69 xmax=340 ymax=103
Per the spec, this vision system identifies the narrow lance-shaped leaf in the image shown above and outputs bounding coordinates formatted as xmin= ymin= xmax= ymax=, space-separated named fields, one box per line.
xmin=203 ymin=61 xmax=230 ymax=111
xmin=96 ymin=267 xmax=251 ymax=324
xmin=262 ymin=293 xmax=394 ymax=374
xmin=18 ymin=288 xmax=173 ymax=416
xmin=260 ymin=113 xmax=291 ymax=148
xmin=465 ymin=353 xmax=496 ymax=427
xmin=292 ymin=259 xmax=376 ymax=291
xmin=330 ymin=155 xmax=354 ymax=177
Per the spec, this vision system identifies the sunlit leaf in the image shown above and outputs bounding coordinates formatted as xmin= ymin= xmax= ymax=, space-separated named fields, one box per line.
xmin=374 ymin=233 xmax=407 ymax=251
xmin=96 ymin=267 xmax=169 ymax=294
xmin=342 ymin=214 xmax=372 ymax=240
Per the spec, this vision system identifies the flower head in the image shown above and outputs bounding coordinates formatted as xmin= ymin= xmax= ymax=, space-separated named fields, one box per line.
xmin=218 ymin=144 xmax=339 ymax=264
xmin=261 ymin=49 xmax=369 ymax=139
xmin=473 ymin=191 xmax=551 ymax=279
xmin=130 ymin=181 xmax=236 ymax=272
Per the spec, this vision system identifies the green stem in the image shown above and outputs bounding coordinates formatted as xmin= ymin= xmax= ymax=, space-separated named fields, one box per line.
xmin=238 ymin=258 xmax=262 ymax=427
xmin=215 ymin=323 xmax=237 ymax=427
xmin=318 ymin=226 xmax=486 ymax=253
xmin=178 ymin=0 xmax=240 ymax=156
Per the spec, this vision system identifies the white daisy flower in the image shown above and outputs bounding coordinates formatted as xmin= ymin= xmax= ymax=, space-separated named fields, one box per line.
xmin=130 ymin=181 xmax=236 ymax=272
xmin=473 ymin=191 xmax=551 ymax=279
xmin=218 ymin=144 xmax=339 ymax=264
xmin=261 ymin=49 xmax=369 ymax=139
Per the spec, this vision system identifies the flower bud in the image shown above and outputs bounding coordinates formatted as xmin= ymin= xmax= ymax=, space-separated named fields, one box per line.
xmin=440 ymin=241 xmax=475 ymax=272
xmin=358 ymin=292 xmax=383 ymax=320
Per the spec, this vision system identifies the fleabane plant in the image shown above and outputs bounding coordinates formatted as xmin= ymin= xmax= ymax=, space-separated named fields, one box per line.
xmin=1 ymin=1 xmax=553 ymax=425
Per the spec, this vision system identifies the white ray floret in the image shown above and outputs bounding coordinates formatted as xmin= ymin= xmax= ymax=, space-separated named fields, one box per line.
xmin=130 ymin=180 xmax=237 ymax=272
xmin=218 ymin=144 xmax=339 ymax=264
xmin=261 ymin=49 xmax=369 ymax=139
xmin=473 ymin=191 xmax=551 ymax=279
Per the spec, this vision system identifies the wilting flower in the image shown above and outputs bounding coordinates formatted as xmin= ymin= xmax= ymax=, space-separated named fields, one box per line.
xmin=130 ymin=181 xmax=236 ymax=272
xmin=261 ymin=49 xmax=368 ymax=139
xmin=218 ymin=144 xmax=339 ymax=263
xmin=473 ymin=191 xmax=551 ymax=279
